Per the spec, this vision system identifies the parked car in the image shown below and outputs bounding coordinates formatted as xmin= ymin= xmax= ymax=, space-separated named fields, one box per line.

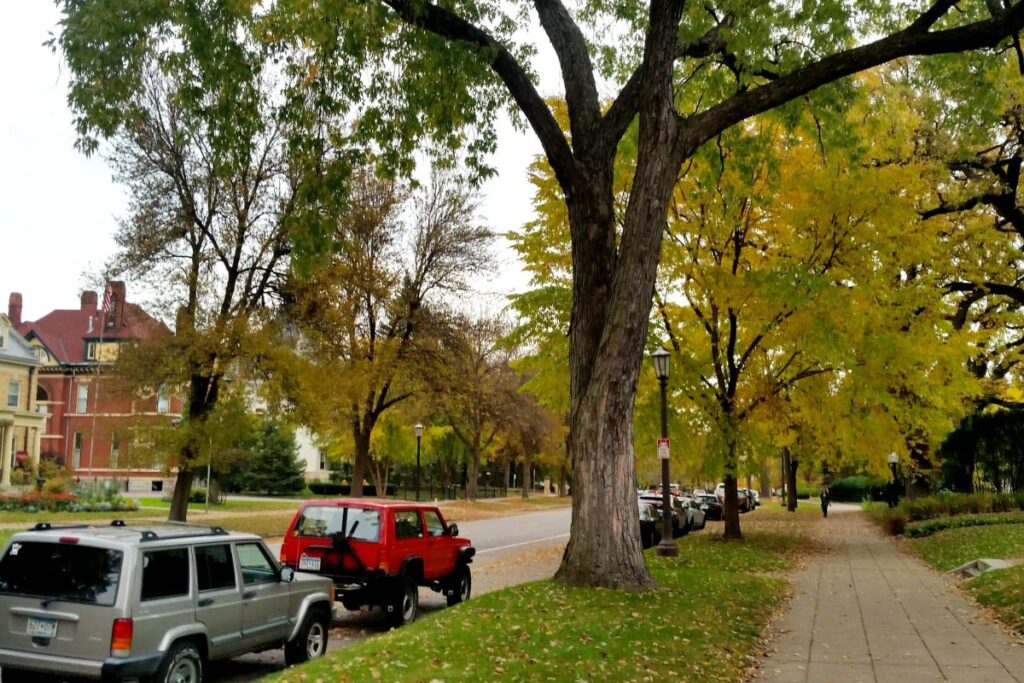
xmin=280 ymin=500 xmax=475 ymax=627
xmin=678 ymin=496 xmax=707 ymax=531
xmin=750 ymin=489 xmax=761 ymax=508
xmin=715 ymin=483 xmax=750 ymax=511
xmin=695 ymin=493 xmax=723 ymax=521
xmin=0 ymin=521 xmax=334 ymax=683
xmin=638 ymin=494 xmax=685 ymax=537
xmin=638 ymin=501 xmax=663 ymax=548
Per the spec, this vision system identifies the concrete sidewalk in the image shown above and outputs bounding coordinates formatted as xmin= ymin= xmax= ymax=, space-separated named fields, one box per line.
xmin=754 ymin=509 xmax=1024 ymax=683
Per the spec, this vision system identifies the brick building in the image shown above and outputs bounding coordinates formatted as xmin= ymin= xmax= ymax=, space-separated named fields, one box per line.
xmin=9 ymin=283 xmax=182 ymax=485
xmin=0 ymin=310 xmax=46 ymax=488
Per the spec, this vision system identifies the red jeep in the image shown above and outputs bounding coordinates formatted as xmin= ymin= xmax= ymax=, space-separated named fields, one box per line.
xmin=279 ymin=500 xmax=475 ymax=626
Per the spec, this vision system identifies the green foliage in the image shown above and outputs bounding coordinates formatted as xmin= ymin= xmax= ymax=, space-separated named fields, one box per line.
xmin=866 ymin=493 xmax=1024 ymax=536
xmin=233 ymin=422 xmax=306 ymax=496
xmin=907 ymin=512 xmax=1024 ymax=539
xmin=864 ymin=503 xmax=908 ymax=536
xmin=939 ymin=407 xmax=1024 ymax=494
xmin=828 ymin=475 xmax=888 ymax=502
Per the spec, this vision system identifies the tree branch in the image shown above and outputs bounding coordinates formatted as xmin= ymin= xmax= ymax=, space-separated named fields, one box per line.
xmin=685 ymin=5 xmax=1024 ymax=151
xmin=381 ymin=0 xmax=578 ymax=188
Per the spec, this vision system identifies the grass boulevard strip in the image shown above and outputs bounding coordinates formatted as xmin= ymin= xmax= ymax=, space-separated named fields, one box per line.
xmin=267 ymin=505 xmax=826 ymax=683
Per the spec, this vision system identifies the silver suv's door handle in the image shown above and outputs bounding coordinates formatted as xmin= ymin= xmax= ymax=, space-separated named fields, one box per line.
xmin=198 ymin=598 xmax=214 ymax=607
xmin=243 ymin=591 xmax=256 ymax=600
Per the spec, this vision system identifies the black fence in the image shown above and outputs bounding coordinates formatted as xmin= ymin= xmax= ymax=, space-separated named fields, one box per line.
xmin=309 ymin=466 xmax=531 ymax=501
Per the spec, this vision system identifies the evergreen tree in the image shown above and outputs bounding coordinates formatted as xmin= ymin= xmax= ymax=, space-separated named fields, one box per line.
xmin=236 ymin=422 xmax=306 ymax=496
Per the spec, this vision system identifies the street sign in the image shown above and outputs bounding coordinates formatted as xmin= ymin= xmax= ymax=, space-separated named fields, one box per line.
xmin=657 ymin=438 xmax=670 ymax=460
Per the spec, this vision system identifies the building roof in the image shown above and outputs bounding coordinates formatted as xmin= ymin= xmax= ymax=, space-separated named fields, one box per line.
xmin=14 ymin=292 xmax=169 ymax=367
xmin=0 ymin=314 xmax=41 ymax=367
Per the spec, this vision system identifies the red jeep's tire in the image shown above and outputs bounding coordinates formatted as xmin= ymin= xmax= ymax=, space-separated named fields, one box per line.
xmin=386 ymin=580 xmax=418 ymax=627
xmin=446 ymin=565 xmax=472 ymax=607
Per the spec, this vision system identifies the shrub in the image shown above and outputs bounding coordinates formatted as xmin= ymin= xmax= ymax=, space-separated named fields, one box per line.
xmin=76 ymin=481 xmax=129 ymax=507
xmin=0 ymin=491 xmax=78 ymax=512
xmin=43 ymin=477 xmax=71 ymax=495
xmin=829 ymin=476 xmax=871 ymax=502
xmin=907 ymin=512 xmax=1024 ymax=538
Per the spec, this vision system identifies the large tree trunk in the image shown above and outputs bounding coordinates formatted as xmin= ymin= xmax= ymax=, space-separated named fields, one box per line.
xmin=466 ymin=443 xmax=480 ymax=501
xmin=555 ymin=1 xmax=686 ymax=591
xmin=168 ymin=373 xmax=218 ymax=521
xmin=521 ymin=451 xmax=532 ymax=499
xmin=168 ymin=468 xmax=195 ymax=522
xmin=350 ymin=423 xmax=371 ymax=497
xmin=722 ymin=474 xmax=743 ymax=539
xmin=786 ymin=448 xmax=799 ymax=512
xmin=759 ymin=461 xmax=771 ymax=498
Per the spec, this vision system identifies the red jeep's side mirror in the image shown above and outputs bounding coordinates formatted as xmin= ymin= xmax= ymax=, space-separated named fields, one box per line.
xmin=448 ymin=523 xmax=459 ymax=537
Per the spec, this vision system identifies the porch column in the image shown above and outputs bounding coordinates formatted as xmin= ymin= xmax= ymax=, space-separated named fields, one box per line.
xmin=0 ymin=419 xmax=12 ymax=488
xmin=31 ymin=426 xmax=42 ymax=469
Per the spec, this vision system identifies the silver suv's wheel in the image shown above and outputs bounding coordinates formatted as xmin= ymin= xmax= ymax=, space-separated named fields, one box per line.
xmin=155 ymin=641 xmax=203 ymax=683
xmin=285 ymin=608 xmax=331 ymax=665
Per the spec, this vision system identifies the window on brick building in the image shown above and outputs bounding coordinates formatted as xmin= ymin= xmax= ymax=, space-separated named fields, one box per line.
xmin=72 ymin=432 xmax=83 ymax=469
xmin=76 ymin=383 xmax=89 ymax=413
xmin=110 ymin=433 xmax=120 ymax=468
xmin=157 ymin=386 xmax=169 ymax=414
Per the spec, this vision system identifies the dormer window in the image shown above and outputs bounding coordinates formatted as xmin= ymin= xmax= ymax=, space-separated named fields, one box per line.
xmin=86 ymin=341 xmax=97 ymax=360
xmin=0 ymin=319 xmax=7 ymax=349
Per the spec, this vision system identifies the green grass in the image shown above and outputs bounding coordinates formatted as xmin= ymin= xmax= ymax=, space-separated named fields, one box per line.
xmin=966 ymin=564 xmax=1024 ymax=634
xmin=0 ymin=508 xmax=156 ymax=524
xmin=266 ymin=528 xmax=804 ymax=683
xmin=911 ymin=522 xmax=1024 ymax=571
xmin=136 ymin=497 xmax=300 ymax=511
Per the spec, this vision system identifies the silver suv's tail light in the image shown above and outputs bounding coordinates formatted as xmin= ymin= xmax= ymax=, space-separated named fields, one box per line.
xmin=110 ymin=618 xmax=133 ymax=657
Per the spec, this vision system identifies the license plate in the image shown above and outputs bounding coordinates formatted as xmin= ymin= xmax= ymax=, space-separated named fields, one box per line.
xmin=298 ymin=556 xmax=321 ymax=571
xmin=27 ymin=616 xmax=58 ymax=638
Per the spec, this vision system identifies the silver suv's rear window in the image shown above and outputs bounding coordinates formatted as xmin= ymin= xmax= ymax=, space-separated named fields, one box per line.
xmin=0 ymin=541 xmax=123 ymax=606
xmin=295 ymin=506 xmax=381 ymax=542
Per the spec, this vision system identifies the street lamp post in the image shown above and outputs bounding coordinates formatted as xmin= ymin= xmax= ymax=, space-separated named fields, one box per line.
xmin=415 ymin=423 xmax=424 ymax=502
xmin=652 ymin=347 xmax=678 ymax=558
xmin=887 ymin=452 xmax=899 ymax=509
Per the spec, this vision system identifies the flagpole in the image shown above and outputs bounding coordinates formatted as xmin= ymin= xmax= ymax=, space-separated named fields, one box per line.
xmin=86 ymin=287 xmax=111 ymax=482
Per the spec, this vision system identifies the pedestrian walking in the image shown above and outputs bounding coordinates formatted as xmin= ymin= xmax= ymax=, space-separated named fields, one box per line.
xmin=820 ymin=485 xmax=831 ymax=518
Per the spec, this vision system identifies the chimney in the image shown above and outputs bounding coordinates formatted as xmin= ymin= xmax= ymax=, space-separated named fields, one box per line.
xmin=8 ymin=293 xmax=22 ymax=326
xmin=108 ymin=280 xmax=127 ymax=328
xmin=81 ymin=290 xmax=98 ymax=312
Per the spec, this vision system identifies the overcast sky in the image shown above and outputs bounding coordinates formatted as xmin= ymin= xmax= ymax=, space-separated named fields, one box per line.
xmin=0 ymin=3 xmax=556 ymax=323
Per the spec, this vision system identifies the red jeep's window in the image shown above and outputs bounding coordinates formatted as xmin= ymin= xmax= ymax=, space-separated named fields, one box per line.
xmin=295 ymin=506 xmax=381 ymax=542
xmin=393 ymin=511 xmax=423 ymax=539
xmin=424 ymin=511 xmax=446 ymax=537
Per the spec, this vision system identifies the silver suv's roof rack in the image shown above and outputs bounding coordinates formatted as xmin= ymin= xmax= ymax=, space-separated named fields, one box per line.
xmin=28 ymin=520 xmax=229 ymax=542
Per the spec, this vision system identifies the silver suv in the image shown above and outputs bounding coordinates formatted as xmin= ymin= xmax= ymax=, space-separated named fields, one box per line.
xmin=0 ymin=521 xmax=335 ymax=683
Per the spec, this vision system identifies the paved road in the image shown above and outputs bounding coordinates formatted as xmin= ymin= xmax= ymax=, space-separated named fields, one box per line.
xmin=217 ymin=507 xmax=572 ymax=681
xmin=754 ymin=509 xmax=1024 ymax=683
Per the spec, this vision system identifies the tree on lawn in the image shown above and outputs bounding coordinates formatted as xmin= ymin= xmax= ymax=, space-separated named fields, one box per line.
xmin=284 ymin=166 xmax=493 ymax=496
xmin=81 ymin=62 xmax=338 ymax=521
xmin=236 ymin=421 xmax=306 ymax=496
xmin=58 ymin=0 xmax=1024 ymax=588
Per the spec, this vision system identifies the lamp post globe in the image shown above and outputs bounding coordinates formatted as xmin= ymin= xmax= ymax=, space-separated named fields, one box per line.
xmin=415 ymin=424 xmax=424 ymax=501
xmin=651 ymin=347 xmax=678 ymax=558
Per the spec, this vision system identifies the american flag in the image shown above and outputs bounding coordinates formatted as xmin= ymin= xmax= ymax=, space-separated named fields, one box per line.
xmin=101 ymin=286 xmax=113 ymax=313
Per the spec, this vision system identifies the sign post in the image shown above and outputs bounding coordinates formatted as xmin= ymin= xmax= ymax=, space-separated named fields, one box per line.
xmin=657 ymin=438 xmax=670 ymax=460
